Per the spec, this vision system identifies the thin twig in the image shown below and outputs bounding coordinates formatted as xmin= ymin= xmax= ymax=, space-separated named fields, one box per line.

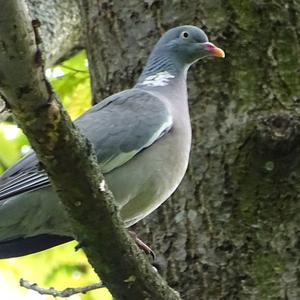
xmin=20 ymin=278 xmax=105 ymax=297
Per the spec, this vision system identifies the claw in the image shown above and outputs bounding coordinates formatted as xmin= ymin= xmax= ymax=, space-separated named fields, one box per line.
xmin=129 ymin=231 xmax=156 ymax=261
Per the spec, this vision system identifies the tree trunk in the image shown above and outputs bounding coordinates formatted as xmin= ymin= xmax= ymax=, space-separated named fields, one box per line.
xmin=10 ymin=1 xmax=300 ymax=299
xmin=80 ymin=1 xmax=300 ymax=299
xmin=25 ymin=0 xmax=83 ymax=67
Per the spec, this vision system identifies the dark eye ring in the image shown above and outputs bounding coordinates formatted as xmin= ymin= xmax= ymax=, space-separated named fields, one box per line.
xmin=181 ymin=31 xmax=189 ymax=39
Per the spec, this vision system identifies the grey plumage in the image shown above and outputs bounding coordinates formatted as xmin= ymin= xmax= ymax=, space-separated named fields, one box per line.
xmin=0 ymin=89 xmax=172 ymax=199
xmin=0 ymin=25 xmax=224 ymax=258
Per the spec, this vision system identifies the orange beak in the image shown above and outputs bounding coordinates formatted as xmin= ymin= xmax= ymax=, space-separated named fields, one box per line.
xmin=203 ymin=42 xmax=225 ymax=58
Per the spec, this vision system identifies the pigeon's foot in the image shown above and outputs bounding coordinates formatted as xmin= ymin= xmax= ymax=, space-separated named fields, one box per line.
xmin=74 ymin=233 xmax=156 ymax=261
xmin=129 ymin=230 xmax=156 ymax=261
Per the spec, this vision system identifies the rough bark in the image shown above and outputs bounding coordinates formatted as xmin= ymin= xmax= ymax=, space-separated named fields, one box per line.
xmin=0 ymin=0 xmax=84 ymax=121
xmin=0 ymin=1 xmax=181 ymax=300
xmin=79 ymin=1 xmax=300 ymax=299
xmin=25 ymin=0 xmax=84 ymax=68
xmin=2 ymin=0 xmax=300 ymax=299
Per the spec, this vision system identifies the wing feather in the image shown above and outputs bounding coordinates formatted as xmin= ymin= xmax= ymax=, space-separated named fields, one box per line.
xmin=0 ymin=88 xmax=172 ymax=200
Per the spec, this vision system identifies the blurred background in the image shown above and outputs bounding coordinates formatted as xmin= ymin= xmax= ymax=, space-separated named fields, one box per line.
xmin=0 ymin=51 xmax=112 ymax=300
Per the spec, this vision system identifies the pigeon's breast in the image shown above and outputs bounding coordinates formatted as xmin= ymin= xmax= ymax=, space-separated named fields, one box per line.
xmin=104 ymin=106 xmax=192 ymax=227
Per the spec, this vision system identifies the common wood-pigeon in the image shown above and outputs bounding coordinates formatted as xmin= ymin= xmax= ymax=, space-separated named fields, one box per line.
xmin=0 ymin=25 xmax=224 ymax=258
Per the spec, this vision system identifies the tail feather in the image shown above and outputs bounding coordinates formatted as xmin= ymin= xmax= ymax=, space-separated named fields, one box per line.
xmin=0 ymin=234 xmax=73 ymax=259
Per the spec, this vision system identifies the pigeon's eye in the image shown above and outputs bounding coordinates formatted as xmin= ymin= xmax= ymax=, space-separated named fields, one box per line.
xmin=181 ymin=31 xmax=190 ymax=39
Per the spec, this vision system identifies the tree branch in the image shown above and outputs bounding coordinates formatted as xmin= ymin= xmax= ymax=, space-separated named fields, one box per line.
xmin=1 ymin=0 xmax=84 ymax=122
xmin=0 ymin=1 xmax=181 ymax=299
xmin=20 ymin=279 xmax=104 ymax=298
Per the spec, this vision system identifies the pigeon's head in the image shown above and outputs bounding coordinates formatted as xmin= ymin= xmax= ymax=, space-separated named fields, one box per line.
xmin=154 ymin=25 xmax=225 ymax=65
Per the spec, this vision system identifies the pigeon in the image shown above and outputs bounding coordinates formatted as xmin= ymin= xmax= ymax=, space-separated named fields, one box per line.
xmin=0 ymin=25 xmax=224 ymax=258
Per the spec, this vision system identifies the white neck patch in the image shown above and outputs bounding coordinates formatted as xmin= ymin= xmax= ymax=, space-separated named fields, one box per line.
xmin=140 ymin=71 xmax=175 ymax=87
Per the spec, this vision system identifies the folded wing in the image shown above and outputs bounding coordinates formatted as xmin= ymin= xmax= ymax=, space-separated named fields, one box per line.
xmin=0 ymin=88 xmax=172 ymax=201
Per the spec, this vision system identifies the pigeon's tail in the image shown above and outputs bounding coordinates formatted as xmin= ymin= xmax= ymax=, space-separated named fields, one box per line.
xmin=0 ymin=234 xmax=73 ymax=259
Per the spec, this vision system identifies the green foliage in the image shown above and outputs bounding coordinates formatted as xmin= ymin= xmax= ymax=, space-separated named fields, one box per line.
xmin=0 ymin=124 xmax=29 ymax=173
xmin=0 ymin=243 xmax=112 ymax=300
xmin=49 ymin=50 xmax=91 ymax=119
xmin=0 ymin=51 xmax=112 ymax=300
